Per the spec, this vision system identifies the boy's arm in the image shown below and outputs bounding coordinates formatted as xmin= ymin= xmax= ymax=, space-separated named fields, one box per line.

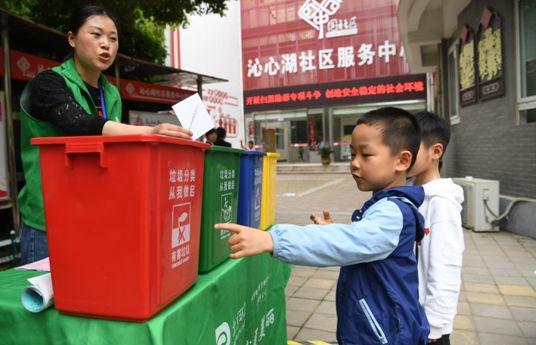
xmin=424 ymin=200 xmax=464 ymax=339
xmin=270 ymin=199 xmax=404 ymax=267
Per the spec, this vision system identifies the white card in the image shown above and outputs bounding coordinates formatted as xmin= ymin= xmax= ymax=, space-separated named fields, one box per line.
xmin=172 ymin=93 xmax=214 ymax=141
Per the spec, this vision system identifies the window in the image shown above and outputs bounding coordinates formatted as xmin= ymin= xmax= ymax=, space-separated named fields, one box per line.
xmin=290 ymin=120 xmax=307 ymax=144
xmin=447 ymin=42 xmax=460 ymax=124
xmin=275 ymin=128 xmax=285 ymax=150
xmin=517 ymin=0 xmax=536 ymax=123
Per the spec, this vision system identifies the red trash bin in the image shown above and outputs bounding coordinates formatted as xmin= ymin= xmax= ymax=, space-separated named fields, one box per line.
xmin=33 ymin=135 xmax=209 ymax=321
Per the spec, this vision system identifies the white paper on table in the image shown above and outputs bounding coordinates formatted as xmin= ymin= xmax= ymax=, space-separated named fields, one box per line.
xmin=21 ymin=273 xmax=54 ymax=313
xmin=171 ymin=93 xmax=214 ymax=141
xmin=15 ymin=257 xmax=50 ymax=272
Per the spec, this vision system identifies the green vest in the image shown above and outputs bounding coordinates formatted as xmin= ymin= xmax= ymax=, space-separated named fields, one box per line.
xmin=18 ymin=58 xmax=122 ymax=231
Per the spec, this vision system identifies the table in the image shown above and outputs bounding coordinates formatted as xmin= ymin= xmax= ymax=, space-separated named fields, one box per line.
xmin=0 ymin=254 xmax=291 ymax=345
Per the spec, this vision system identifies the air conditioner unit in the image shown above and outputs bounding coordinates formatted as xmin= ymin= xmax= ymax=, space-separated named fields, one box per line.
xmin=452 ymin=177 xmax=500 ymax=232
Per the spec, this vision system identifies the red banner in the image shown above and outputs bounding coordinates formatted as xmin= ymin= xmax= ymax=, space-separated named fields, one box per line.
xmin=119 ymin=79 xmax=194 ymax=105
xmin=9 ymin=50 xmax=57 ymax=81
xmin=0 ymin=48 xmax=193 ymax=105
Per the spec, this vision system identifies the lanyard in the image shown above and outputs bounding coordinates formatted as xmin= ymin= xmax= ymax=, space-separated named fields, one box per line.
xmin=98 ymin=85 xmax=108 ymax=120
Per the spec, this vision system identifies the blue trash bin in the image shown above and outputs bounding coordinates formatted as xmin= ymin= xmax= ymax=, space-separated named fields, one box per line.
xmin=237 ymin=150 xmax=266 ymax=228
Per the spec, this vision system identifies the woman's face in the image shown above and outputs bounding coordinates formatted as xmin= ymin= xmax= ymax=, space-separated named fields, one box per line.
xmin=68 ymin=15 xmax=118 ymax=72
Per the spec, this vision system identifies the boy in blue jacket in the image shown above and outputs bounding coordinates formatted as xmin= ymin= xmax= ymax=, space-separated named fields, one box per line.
xmin=216 ymin=107 xmax=429 ymax=344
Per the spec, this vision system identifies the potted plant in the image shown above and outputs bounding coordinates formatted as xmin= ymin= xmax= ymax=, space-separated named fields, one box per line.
xmin=318 ymin=145 xmax=333 ymax=166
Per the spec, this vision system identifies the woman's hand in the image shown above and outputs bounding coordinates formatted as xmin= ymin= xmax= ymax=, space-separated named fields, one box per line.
xmin=152 ymin=123 xmax=192 ymax=139
xmin=103 ymin=121 xmax=193 ymax=139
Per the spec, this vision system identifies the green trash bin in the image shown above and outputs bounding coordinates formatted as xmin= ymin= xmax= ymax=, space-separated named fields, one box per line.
xmin=199 ymin=145 xmax=243 ymax=273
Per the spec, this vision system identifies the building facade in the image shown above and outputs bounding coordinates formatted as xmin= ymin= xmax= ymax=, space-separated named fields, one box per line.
xmin=398 ymin=0 xmax=536 ymax=237
xmin=242 ymin=0 xmax=428 ymax=162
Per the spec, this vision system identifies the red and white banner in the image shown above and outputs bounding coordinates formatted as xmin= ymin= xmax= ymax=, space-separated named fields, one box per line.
xmin=1 ymin=48 xmax=193 ymax=105
xmin=9 ymin=50 xmax=56 ymax=81
xmin=203 ymin=88 xmax=240 ymax=138
xmin=120 ymin=79 xmax=194 ymax=105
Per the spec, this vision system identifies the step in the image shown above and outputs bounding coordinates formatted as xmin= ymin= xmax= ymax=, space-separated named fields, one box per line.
xmin=277 ymin=162 xmax=348 ymax=174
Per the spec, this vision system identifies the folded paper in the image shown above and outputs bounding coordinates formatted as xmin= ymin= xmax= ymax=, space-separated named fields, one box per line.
xmin=21 ymin=273 xmax=54 ymax=313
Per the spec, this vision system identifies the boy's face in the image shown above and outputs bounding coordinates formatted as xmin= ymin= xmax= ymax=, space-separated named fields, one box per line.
xmin=408 ymin=142 xmax=443 ymax=178
xmin=350 ymin=124 xmax=411 ymax=192
xmin=206 ymin=132 xmax=217 ymax=143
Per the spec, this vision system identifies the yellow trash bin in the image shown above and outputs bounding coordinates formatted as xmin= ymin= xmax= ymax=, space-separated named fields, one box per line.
xmin=260 ymin=152 xmax=279 ymax=230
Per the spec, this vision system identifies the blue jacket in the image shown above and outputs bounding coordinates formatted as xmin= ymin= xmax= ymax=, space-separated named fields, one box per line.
xmin=270 ymin=186 xmax=429 ymax=344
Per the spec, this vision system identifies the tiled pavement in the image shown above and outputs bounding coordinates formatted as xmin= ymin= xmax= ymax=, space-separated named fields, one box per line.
xmin=275 ymin=174 xmax=536 ymax=345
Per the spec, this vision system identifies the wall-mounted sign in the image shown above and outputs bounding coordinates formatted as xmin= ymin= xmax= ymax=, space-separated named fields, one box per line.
xmin=242 ymin=0 xmax=410 ymax=91
xmin=459 ymin=25 xmax=477 ymax=106
xmin=298 ymin=0 xmax=357 ymax=39
xmin=121 ymin=80 xmax=194 ymax=105
xmin=476 ymin=7 xmax=504 ymax=101
xmin=244 ymin=74 xmax=426 ymax=112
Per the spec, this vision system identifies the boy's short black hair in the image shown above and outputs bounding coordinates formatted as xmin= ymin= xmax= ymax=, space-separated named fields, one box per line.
xmin=206 ymin=128 xmax=217 ymax=136
xmin=357 ymin=107 xmax=421 ymax=170
xmin=414 ymin=111 xmax=450 ymax=170
xmin=414 ymin=111 xmax=450 ymax=155
xmin=216 ymin=127 xmax=227 ymax=139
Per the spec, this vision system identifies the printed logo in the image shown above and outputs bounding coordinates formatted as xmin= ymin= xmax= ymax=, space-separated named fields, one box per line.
xmin=16 ymin=57 xmax=31 ymax=76
xmin=125 ymin=82 xmax=136 ymax=95
xmin=220 ymin=193 xmax=233 ymax=239
xmin=299 ymin=0 xmax=357 ymax=39
xmin=172 ymin=203 xmax=191 ymax=249
xmin=221 ymin=193 xmax=233 ymax=223
xmin=215 ymin=322 xmax=231 ymax=345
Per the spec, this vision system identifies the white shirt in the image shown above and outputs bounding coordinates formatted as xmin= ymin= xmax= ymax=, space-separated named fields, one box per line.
xmin=418 ymin=178 xmax=465 ymax=339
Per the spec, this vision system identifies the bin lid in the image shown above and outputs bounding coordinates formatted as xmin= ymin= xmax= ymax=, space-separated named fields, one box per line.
xmin=207 ymin=145 xmax=243 ymax=154
xmin=241 ymin=150 xmax=266 ymax=157
xmin=266 ymin=152 xmax=280 ymax=158
xmin=31 ymin=135 xmax=211 ymax=150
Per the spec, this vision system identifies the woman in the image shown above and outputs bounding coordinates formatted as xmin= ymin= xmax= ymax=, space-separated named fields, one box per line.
xmin=18 ymin=5 xmax=192 ymax=264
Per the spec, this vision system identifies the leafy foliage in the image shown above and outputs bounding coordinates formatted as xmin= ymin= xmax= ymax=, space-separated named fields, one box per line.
xmin=0 ymin=0 xmax=229 ymax=63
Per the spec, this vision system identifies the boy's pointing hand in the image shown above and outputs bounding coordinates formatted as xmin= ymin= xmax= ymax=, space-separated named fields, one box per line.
xmin=215 ymin=223 xmax=274 ymax=259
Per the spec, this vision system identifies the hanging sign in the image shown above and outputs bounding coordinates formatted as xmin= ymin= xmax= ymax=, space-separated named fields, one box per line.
xmin=459 ymin=25 xmax=477 ymax=106
xmin=476 ymin=7 xmax=504 ymax=101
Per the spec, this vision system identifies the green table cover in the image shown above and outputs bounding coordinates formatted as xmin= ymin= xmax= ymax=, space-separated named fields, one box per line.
xmin=0 ymin=254 xmax=291 ymax=345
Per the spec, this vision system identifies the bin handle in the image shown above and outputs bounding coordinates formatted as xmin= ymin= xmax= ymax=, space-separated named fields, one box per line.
xmin=64 ymin=142 xmax=107 ymax=168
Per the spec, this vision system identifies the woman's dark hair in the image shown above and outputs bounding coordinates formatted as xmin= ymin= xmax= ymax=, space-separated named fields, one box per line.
xmin=69 ymin=5 xmax=119 ymax=35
